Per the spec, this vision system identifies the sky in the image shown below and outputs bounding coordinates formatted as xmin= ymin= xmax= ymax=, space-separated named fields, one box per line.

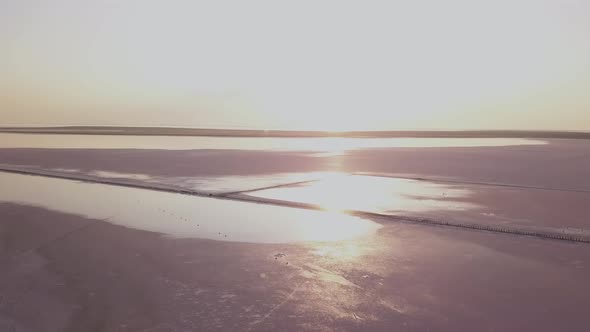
xmin=1 ymin=0 xmax=589 ymax=131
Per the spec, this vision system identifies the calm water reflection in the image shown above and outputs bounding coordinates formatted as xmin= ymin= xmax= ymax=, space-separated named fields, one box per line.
xmin=0 ymin=133 xmax=546 ymax=151
xmin=247 ymin=174 xmax=479 ymax=214
xmin=0 ymin=172 xmax=380 ymax=243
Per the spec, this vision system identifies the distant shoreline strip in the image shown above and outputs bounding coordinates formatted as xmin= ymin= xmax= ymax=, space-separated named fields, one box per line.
xmin=2 ymin=127 xmax=590 ymax=139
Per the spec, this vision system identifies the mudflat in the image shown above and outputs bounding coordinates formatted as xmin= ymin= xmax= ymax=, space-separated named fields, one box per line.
xmin=2 ymin=136 xmax=590 ymax=331
xmin=2 ymin=203 xmax=590 ymax=331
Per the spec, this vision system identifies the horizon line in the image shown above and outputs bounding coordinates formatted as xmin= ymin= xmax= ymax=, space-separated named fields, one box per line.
xmin=1 ymin=126 xmax=590 ymax=139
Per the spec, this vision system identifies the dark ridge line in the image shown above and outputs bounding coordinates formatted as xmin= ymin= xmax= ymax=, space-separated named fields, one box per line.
xmin=225 ymin=194 xmax=590 ymax=244
xmin=0 ymin=165 xmax=318 ymax=197
xmin=1 ymin=167 xmax=589 ymax=244
xmin=353 ymin=172 xmax=590 ymax=194
xmin=220 ymin=179 xmax=320 ymax=196
xmin=364 ymin=213 xmax=590 ymax=244
xmin=0 ymin=167 xmax=216 ymax=197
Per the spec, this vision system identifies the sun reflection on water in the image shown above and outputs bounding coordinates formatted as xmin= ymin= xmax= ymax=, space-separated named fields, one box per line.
xmin=0 ymin=172 xmax=382 ymax=243
xmin=0 ymin=133 xmax=546 ymax=151
xmin=249 ymin=174 xmax=479 ymax=215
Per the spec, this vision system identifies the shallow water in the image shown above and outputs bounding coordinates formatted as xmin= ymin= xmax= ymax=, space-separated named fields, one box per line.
xmin=0 ymin=172 xmax=380 ymax=243
xmin=246 ymin=174 xmax=479 ymax=215
xmin=145 ymin=172 xmax=337 ymax=193
xmin=0 ymin=165 xmax=341 ymax=194
xmin=0 ymin=133 xmax=546 ymax=151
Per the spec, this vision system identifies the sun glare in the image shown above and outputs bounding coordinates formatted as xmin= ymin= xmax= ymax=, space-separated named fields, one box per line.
xmin=2 ymin=1 xmax=590 ymax=130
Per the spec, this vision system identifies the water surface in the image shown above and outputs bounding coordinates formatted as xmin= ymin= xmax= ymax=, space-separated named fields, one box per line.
xmin=247 ymin=174 xmax=479 ymax=215
xmin=0 ymin=133 xmax=546 ymax=151
xmin=0 ymin=172 xmax=380 ymax=243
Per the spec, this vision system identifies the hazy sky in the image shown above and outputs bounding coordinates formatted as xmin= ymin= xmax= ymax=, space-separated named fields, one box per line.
xmin=1 ymin=0 xmax=589 ymax=130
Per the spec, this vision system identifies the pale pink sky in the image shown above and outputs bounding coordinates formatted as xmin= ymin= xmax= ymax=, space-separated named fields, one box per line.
xmin=1 ymin=0 xmax=589 ymax=130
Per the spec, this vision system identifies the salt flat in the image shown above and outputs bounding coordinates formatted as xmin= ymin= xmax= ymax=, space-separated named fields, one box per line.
xmin=2 ymin=203 xmax=589 ymax=331
xmin=1 ymin=135 xmax=590 ymax=331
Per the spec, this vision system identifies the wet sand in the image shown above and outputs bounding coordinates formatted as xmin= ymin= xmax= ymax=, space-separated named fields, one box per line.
xmin=2 ymin=203 xmax=590 ymax=331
